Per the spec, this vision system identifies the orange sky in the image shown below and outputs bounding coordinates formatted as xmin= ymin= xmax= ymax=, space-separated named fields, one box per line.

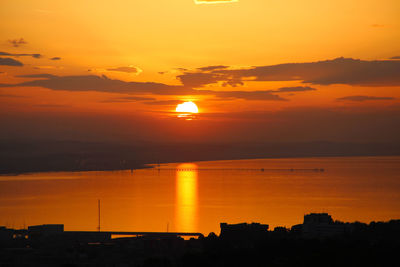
xmin=0 ymin=0 xmax=400 ymax=142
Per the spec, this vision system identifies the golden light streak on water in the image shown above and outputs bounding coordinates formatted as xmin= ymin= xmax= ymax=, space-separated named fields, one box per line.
xmin=175 ymin=163 xmax=198 ymax=232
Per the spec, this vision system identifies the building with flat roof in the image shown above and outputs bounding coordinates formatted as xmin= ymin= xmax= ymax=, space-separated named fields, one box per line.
xmin=301 ymin=213 xmax=347 ymax=238
xmin=28 ymin=224 xmax=64 ymax=234
xmin=220 ymin=222 xmax=269 ymax=240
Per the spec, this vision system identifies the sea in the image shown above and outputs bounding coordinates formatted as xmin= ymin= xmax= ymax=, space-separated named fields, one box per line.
xmin=1 ymin=156 xmax=399 ymax=235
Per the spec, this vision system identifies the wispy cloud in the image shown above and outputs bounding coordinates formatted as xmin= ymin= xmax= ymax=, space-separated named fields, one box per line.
xmin=8 ymin=38 xmax=27 ymax=47
xmin=214 ymin=90 xmax=287 ymax=101
xmin=17 ymin=74 xmax=57 ymax=79
xmin=34 ymin=104 xmax=71 ymax=108
xmin=274 ymin=86 xmax=316 ymax=93
xmin=0 ymin=51 xmax=41 ymax=59
xmin=0 ymin=74 xmax=191 ymax=95
xmin=101 ymin=96 xmax=156 ymax=103
xmin=197 ymin=65 xmax=229 ymax=71
xmin=0 ymin=93 xmax=26 ymax=98
xmin=0 ymin=57 xmax=23 ymax=66
xmin=106 ymin=65 xmax=142 ymax=74
xmin=143 ymin=100 xmax=182 ymax=106
xmin=337 ymin=95 xmax=395 ymax=102
xmin=33 ymin=66 xmax=64 ymax=70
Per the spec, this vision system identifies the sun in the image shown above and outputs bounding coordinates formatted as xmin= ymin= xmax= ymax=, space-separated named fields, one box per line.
xmin=175 ymin=101 xmax=199 ymax=113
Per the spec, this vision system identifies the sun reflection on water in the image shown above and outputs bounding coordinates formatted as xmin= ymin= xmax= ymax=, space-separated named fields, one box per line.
xmin=176 ymin=113 xmax=197 ymax=120
xmin=175 ymin=163 xmax=198 ymax=232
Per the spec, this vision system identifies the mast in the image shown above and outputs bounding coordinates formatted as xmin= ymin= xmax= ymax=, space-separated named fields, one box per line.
xmin=98 ymin=199 xmax=101 ymax=232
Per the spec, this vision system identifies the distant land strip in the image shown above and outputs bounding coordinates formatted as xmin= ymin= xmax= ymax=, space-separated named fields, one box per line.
xmin=1 ymin=141 xmax=399 ymax=175
xmin=154 ymin=168 xmax=325 ymax=172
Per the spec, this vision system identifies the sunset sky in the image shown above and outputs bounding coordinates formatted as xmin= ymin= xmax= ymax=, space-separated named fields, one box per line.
xmin=1 ymin=0 xmax=400 ymax=143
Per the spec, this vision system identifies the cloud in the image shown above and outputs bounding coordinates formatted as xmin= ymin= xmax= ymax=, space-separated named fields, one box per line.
xmin=194 ymin=0 xmax=239 ymax=4
xmin=17 ymin=74 xmax=57 ymax=78
xmin=337 ymin=95 xmax=395 ymax=102
xmin=8 ymin=38 xmax=27 ymax=47
xmin=274 ymin=86 xmax=316 ymax=92
xmin=0 ymin=74 xmax=285 ymax=101
xmin=197 ymin=65 xmax=229 ymax=71
xmin=0 ymin=57 xmax=23 ymax=66
xmin=178 ymin=57 xmax=400 ymax=87
xmin=34 ymin=104 xmax=71 ymax=108
xmin=0 ymin=74 xmax=192 ymax=95
xmin=0 ymin=93 xmax=26 ymax=98
xmin=177 ymin=72 xmax=225 ymax=87
xmin=390 ymin=56 xmax=400 ymax=60
xmin=143 ymin=100 xmax=182 ymax=106
xmin=33 ymin=66 xmax=63 ymax=70
xmin=0 ymin=52 xmax=63 ymax=61
xmin=0 ymin=51 xmax=41 ymax=59
xmin=371 ymin=24 xmax=385 ymax=28
xmin=106 ymin=66 xmax=142 ymax=74
xmin=101 ymin=96 xmax=156 ymax=103
xmin=214 ymin=90 xmax=287 ymax=101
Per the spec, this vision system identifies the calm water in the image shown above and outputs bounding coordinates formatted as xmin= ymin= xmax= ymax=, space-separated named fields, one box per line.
xmin=1 ymin=156 xmax=400 ymax=234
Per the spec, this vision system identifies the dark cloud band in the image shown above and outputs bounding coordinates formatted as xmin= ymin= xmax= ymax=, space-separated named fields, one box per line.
xmin=0 ymin=57 xmax=23 ymax=66
xmin=337 ymin=95 xmax=395 ymax=102
xmin=0 ymin=51 xmax=41 ymax=59
xmin=178 ymin=57 xmax=400 ymax=87
xmin=0 ymin=74 xmax=285 ymax=101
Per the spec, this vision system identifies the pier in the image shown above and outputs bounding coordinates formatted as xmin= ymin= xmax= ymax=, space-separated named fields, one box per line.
xmin=68 ymin=231 xmax=204 ymax=238
xmin=25 ymin=224 xmax=203 ymax=240
xmin=156 ymin=168 xmax=325 ymax=172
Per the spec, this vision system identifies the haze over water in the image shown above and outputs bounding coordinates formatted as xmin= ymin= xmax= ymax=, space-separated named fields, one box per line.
xmin=1 ymin=156 xmax=399 ymax=234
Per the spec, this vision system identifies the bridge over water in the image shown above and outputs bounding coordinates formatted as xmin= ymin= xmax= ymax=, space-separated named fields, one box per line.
xmin=154 ymin=168 xmax=325 ymax=172
xmin=67 ymin=231 xmax=204 ymax=238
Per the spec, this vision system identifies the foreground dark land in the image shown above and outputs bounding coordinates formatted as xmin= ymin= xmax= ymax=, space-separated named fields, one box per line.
xmin=1 ymin=140 xmax=400 ymax=174
xmin=1 ymin=213 xmax=399 ymax=266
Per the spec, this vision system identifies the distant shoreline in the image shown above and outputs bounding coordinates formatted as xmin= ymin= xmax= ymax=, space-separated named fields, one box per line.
xmin=2 ymin=140 xmax=399 ymax=176
xmin=1 ymin=154 xmax=399 ymax=176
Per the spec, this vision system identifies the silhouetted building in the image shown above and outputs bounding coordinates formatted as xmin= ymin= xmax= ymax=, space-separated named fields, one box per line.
xmin=220 ymin=222 xmax=269 ymax=240
xmin=273 ymin=226 xmax=289 ymax=233
xmin=0 ymin=226 xmax=14 ymax=243
xmin=28 ymin=224 xmax=111 ymax=246
xmin=28 ymin=224 xmax=64 ymax=234
xmin=304 ymin=213 xmax=333 ymax=224
xmin=301 ymin=213 xmax=347 ymax=238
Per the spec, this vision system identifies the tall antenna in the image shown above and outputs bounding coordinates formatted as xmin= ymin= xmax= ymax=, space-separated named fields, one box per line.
xmin=97 ymin=199 xmax=101 ymax=232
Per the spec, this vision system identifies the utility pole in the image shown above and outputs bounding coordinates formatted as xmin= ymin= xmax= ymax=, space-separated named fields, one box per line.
xmin=97 ymin=199 xmax=101 ymax=232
